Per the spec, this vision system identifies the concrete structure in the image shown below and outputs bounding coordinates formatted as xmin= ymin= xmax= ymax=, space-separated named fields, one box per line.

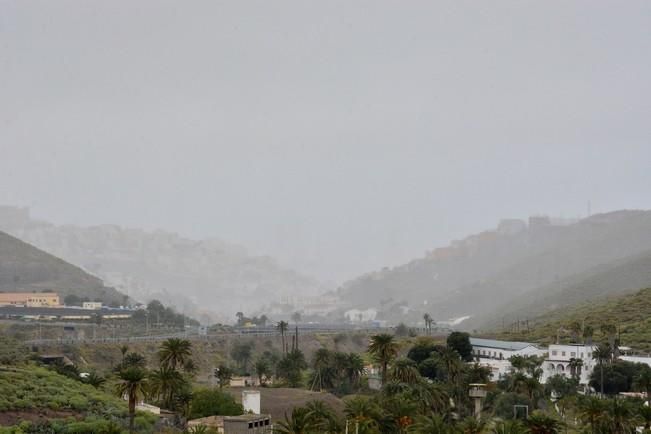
xmin=469 ymin=384 xmax=487 ymax=419
xmin=541 ymin=343 xmax=596 ymax=385
xmin=242 ymin=390 xmax=261 ymax=414
xmin=0 ymin=292 xmax=60 ymax=307
xmin=82 ymin=301 xmax=102 ymax=310
xmin=187 ymin=414 xmax=272 ymax=434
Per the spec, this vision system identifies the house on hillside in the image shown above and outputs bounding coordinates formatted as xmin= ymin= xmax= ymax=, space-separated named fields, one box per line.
xmin=541 ymin=343 xmax=596 ymax=385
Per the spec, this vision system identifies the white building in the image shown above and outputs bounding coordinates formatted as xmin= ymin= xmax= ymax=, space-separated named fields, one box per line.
xmin=541 ymin=343 xmax=596 ymax=385
xmin=470 ymin=338 xmax=545 ymax=381
xmin=82 ymin=302 xmax=102 ymax=310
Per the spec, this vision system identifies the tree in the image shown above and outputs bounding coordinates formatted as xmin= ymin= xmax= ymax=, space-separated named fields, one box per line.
xmin=277 ymin=321 xmax=289 ymax=354
xmin=275 ymin=407 xmax=314 ymax=434
xmin=423 ymin=313 xmax=433 ymax=335
xmin=369 ymin=334 xmax=399 ymax=385
xmin=277 ymin=349 xmax=307 ymax=387
xmin=159 ymin=338 xmax=193 ymax=371
xmin=83 ymin=371 xmax=106 ymax=388
xmin=254 ymin=358 xmax=271 ymax=385
xmin=592 ymin=343 xmax=611 ymax=395
xmin=63 ymin=294 xmax=81 ymax=306
xmin=148 ymin=365 xmax=186 ymax=410
xmin=634 ymin=364 xmax=651 ymax=399
xmin=343 ymin=352 xmax=365 ymax=387
xmin=525 ymin=411 xmax=563 ymax=434
xmin=583 ymin=324 xmax=594 ymax=345
xmin=567 ymin=357 xmax=583 ymax=380
xmin=389 ymin=358 xmax=420 ymax=384
xmin=344 ymin=396 xmax=379 ymax=434
xmin=576 ymin=396 xmax=605 ymax=434
xmin=231 ymin=341 xmax=254 ymax=373
xmin=291 ymin=312 xmax=302 ymax=324
xmin=259 ymin=314 xmax=268 ymax=327
xmin=407 ymin=341 xmax=442 ymax=364
xmin=446 ymin=332 xmax=473 ymax=361
xmin=568 ymin=321 xmax=582 ymax=343
xmin=310 ymin=348 xmax=335 ymax=391
xmin=189 ymin=388 xmax=243 ymax=419
xmin=236 ymin=311 xmax=245 ymax=325
xmin=305 ymin=400 xmax=338 ymax=433
xmin=409 ymin=413 xmax=453 ymax=434
xmin=115 ymin=367 xmax=147 ymax=433
xmin=214 ymin=364 xmax=233 ymax=389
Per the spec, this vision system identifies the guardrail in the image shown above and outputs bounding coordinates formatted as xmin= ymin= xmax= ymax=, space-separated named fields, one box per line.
xmin=25 ymin=326 xmax=397 ymax=346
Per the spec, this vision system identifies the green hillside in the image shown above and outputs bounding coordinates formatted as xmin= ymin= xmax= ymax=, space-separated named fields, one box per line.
xmin=475 ymin=249 xmax=651 ymax=330
xmin=0 ymin=231 xmax=126 ymax=305
xmin=492 ymin=286 xmax=651 ymax=352
xmin=0 ymin=365 xmax=157 ymax=432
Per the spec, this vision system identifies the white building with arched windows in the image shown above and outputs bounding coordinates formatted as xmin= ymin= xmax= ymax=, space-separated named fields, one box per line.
xmin=541 ymin=343 xmax=597 ymax=385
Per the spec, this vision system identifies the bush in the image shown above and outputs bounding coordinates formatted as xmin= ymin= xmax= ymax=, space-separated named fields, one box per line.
xmin=189 ymin=388 xmax=243 ymax=419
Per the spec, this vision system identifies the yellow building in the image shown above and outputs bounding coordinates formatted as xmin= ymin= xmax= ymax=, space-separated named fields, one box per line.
xmin=0 ymin=292 xmax=60 ymax=307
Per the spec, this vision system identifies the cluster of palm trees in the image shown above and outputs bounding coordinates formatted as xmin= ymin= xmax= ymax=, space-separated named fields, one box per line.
xmin=309 ymin=348 xmax=365 ymax=393
xmin=115 ymin=338 xmax=195 ymax=433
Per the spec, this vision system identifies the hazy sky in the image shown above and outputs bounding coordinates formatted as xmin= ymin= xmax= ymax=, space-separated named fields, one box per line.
xmin=1 ymin=1 xmax=650 ymax=283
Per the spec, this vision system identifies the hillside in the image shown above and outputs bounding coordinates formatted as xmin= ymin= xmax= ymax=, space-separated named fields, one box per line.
xmin=339 ymin=210 xmax=651 ymax=328
xmin=0 ymin=206 xmax=327 ymax=320
xmin=0 ymin=365 xmax=157 ymax=431
xmin=0 ymin=230 xmax=125 ymax=305
xmin=476 ymin=249 xmax=651 ymax=330
xmin=491 ymin=287 xmax=651 ymax=352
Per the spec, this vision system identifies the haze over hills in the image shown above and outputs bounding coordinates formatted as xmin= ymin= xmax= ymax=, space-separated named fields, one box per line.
xmin=0 ymin=230 xmax=125 ymax=305
xmin=0 ymin=206 xmax=327 ymax=320
xmin=339 ymin=210 xmax=651 ymax=329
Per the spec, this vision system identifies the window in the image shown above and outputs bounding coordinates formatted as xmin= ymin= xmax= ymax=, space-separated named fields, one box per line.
xmin=552 ymin=350 xmax=557 ymax=356
xmin=248 ymin=422 xmax=253 ymax=428
xmin=265 ymin=419 xmax=270 ymax=426
xmin=571 ymin=352 xmax=576 ymax=357
xmin=562 ymin=351 xmax=566 ymax=356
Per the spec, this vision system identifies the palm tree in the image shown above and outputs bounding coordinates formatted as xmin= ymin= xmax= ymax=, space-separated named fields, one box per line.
xmin=389 ymin=358 xmax=420 ymax=384
xmin=344 ymin=396 xmax=379 ymax=434
xmin=600 ymin=323 xmax=617 ymax=349
xmin=148 ymin=365 xmax=186 ymax=409
xmin=567 ymin=357 xmax=583 ymax=380
xmin=305 ymin=400 xmax=338 ymax=433
xmin=344 ymin=352 xmax=365 ymax=387
xmin=568 ymin=321 xmax=582 ymax=343
xmin=423 ymin=313 xmax=433 ymax=335
xmin=525 ymin=411 xmax=563 ymax=434
xmin=310 ymin=348 xmax=335 ymax=391
xmin=274 ymin=407 xmax=314 ymax=434
xmin=368 ymin=334 xmax=399 ymax=385
xmin=277 ymin=321 xmax=289 ymax=354
xmin=634 ymin=365 xmax=651 ymax=399
xmin=158 ymin=338 xmax=192 ymax=370
xmin=605 ymin=398 xmax=637 ymax=434
xmin=583 ymin=324 xmax=594 ymax=345
xmin=491 ymin=420 xmax=527 ymax=434
xmin=122 ymin=352 xmax=146 ymax=369
xmin=409 ymin=413 xmax=452 ymax=434
xmin=639 ymin=404 xmax=651 ymax=431
xmin=576 ymin=396 xmax=605 ymax=434
xmin=83 ymin=371 xmax=106 ymax=388
xmin=120 ymin=345 xmax=129 ymax=362
xmin=236 ymin=311 xmax=244 ymax=325
xmin=115 ymin=367 xmax=147 ymax=433
xmin=592 ymin=344 xmax=611 ymax=395
xmin=458 ymin=416 xmax=487 ymax=434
